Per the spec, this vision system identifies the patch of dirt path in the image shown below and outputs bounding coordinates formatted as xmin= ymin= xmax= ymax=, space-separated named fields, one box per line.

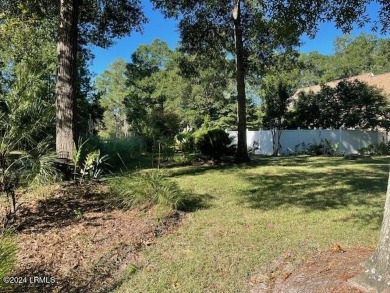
xmin=3 ymin=182 xmax=182 ymax=292
xmin=249 ymin=247 xmax=373 ymax=293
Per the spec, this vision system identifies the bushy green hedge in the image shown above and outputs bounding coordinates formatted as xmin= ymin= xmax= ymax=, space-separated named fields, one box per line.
xmin=193 ymin=128 xmax=234 ymax=160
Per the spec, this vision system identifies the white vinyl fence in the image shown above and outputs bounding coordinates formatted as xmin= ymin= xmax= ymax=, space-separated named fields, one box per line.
xmin=227 ymin=129 xmax=388 ymax=155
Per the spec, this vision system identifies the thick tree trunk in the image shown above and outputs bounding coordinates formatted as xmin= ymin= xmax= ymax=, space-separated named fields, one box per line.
xmin=55 ymin=0 xmax=79 ymax=160
xmin=233 ymin=0 xmax=250 ymax=163
xmin=350 ymin=171 xmax=390 ymax=292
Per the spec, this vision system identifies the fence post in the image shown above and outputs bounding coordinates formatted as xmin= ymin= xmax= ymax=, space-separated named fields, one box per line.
xmin=339 ymin=128 xmax=342 ymax=154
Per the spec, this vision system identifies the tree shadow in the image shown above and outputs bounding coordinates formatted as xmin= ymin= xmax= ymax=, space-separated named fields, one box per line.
xmin=179 ymin=192 xmax=214 ymax=212
xmin=15 ymin=179 xmax=213 ymax=234
xmin=15 ymin=182 xmax=116 ymax=234
xmin=167 ymin=159 xmax=264 ymax=178
xmin=239 ymin=166 xmax=388 ymax=230
xmin=250 ymin=155 xmax=389 ymax=169
xmin=9 ymin=242 xmax=143 ymax=293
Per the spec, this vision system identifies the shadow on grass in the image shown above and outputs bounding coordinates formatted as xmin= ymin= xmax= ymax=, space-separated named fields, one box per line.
xmin=250 ymin=155 xmax=389 ymax=169
xmin=168 ymin=156 xmax=389 ymax=178
xmin=240 ymin=166 xmax=388 ymax=229
xmin=15 ymin=182 xmax=115 ymax=234
xmin=179 ymin=192 xmax=214 ymax=212
xmin=15 ymin=180 xmax=213 ymax=235
xmin=167 ymin=159 xmax=263 ymax=178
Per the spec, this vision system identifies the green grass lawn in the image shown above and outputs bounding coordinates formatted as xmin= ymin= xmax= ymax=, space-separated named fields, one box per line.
xmin=115 ymin=156 xmax=389 ymax=293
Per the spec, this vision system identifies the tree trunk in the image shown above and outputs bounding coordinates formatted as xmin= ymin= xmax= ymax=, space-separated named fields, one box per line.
xmin=55 ymin=0 xmax=79 ymax=160
xmin=233 ymin=0 xmax=250 ymax=163
xmin=349 ymin=171 xmax=390 ymax=292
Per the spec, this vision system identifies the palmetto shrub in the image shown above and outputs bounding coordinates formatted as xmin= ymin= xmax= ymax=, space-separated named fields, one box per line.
xmin=0 ymin=233 xmax=16 ymax=288
xmin=193 ymin=128 xmax=234 ymax=160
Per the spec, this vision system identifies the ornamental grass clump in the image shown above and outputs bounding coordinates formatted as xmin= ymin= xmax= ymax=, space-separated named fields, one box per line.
xmin=0 ymin=233 xmax=16 ymax=286
xmin=110 ymin=170 xmax=185 ymax=210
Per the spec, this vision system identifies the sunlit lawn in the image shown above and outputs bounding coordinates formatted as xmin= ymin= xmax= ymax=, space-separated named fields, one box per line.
xmin=115 ymin=156 xmax=389 ymax=293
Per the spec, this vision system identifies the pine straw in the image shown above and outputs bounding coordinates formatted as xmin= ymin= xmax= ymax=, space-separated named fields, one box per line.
xmin=4 ymin=182 xmax=182 ymax=292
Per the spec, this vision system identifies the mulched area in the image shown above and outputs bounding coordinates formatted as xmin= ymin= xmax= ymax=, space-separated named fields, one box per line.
xmin=249 ymin=246 xmax=373 ymax=293
xmin=1 ymin=182 xmax=183 ymax=293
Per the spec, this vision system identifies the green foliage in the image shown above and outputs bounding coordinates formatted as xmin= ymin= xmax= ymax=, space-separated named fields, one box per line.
xmin=116 ymin=156 xmax=388 ymax=292
xmin=29 ymin=152 xmax=60 ymax=186
xmin=175 ymin=132 xmax=195 ymax=153
xmin=0 ymin=12 xmax=105 ymax=148
xmin=174 ymin=132 xmax=198 ymax=165
xmin=146 ymin=110 xmax=181 ymax=144
xmin=294 ymin=139 xmax=339 ymax=156
xmin=71 ymin=138 xmax=109 ymax=180
xmin=95 ymin=59 xmax=129 ymax=139
xmin=262 ymin=81 xmax=294 ymax=130
xmin=292 ymin=80 xmax=390 ymax=130
xmin=72 ymin=138 xmax=90 ymax=180
xmin=98 ymin=136 xmax=145 ymax=169
xmin=100 ymin=41 xmax=259 ymax=143
xmin=110 ymin=170 xmax=186 ymax=210
xmin=0 ymin=92 xmax=59 ymax=228
xmin=173 ymin=153 xmax=198 ymax=166
xmin=0 ymin=233 xmax=16 ymax=286
xmin=306 ymin=139 xmax=338 ymax=156
xmin=80 ymin=150 xmax=108 ymax=179
xmin=214 ymin=93 xmax=262 ymax=131
xmin=298 ymin=34 xmax=390 ymax=87
xmin=1 ymin=0 xmax=147 ymax=49
xmin=124 ymin=40 xmax=180 ymax=137
xmin=358 ymin=142 xmax=390 ymax=156
xmin=193 ymin=128 xmax=234 ymax=160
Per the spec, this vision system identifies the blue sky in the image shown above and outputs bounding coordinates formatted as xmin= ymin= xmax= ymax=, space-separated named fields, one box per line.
xmin=89 ymin=1 xmax=390 ymax=76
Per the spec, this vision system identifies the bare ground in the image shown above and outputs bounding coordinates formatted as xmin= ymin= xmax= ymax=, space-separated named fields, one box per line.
xmin=1 ymin=182 xmax=182 ymax=293
xmin=249 ymin=246 xmax=373 ymax=293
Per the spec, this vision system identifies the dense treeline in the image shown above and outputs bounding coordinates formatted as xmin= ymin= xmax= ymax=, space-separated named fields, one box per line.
xmin=95 ymin=39 xmax=262 ymax=147
xmin=97 ymin=34 xmax=390 ymax=144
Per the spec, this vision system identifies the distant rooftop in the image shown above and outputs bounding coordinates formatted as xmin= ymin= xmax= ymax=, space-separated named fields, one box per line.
xmin=293 ymin=72 xmax=390 ymax=98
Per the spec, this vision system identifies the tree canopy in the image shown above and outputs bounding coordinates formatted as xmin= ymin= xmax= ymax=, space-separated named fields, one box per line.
xmin=298 ymin=34 xmax=390 ymax=86
xmin=96 ymin=39 xmax=262 ymax=146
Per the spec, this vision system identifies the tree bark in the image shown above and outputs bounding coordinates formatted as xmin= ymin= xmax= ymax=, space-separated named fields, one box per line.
xmin=233 ymin=0 xmax=250 ymax=163
xmin=55 ymin=0 xmax=79 ymax=160
xmin=350 ymin=170 xmax=390 ymax=292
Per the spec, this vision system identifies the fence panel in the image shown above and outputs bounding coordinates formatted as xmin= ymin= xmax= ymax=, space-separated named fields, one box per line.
xmin=228 ymin=129 xmax=387 ymax=155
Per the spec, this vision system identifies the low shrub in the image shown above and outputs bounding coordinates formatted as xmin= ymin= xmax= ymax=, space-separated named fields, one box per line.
xmin=110 ymin=170 xmax=186 ymax=210
xmin=359 ymin=141 xmax=390 ymax=155
xmin=173 ymin=153 xmax=198 ymax=165
xmin=175 ymin=132 xmax=195 ymax=153
xmin=193 ymin=128 xmax=234 ymax=160
xmin=294 ymin=139 xmax=339 ymax=156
